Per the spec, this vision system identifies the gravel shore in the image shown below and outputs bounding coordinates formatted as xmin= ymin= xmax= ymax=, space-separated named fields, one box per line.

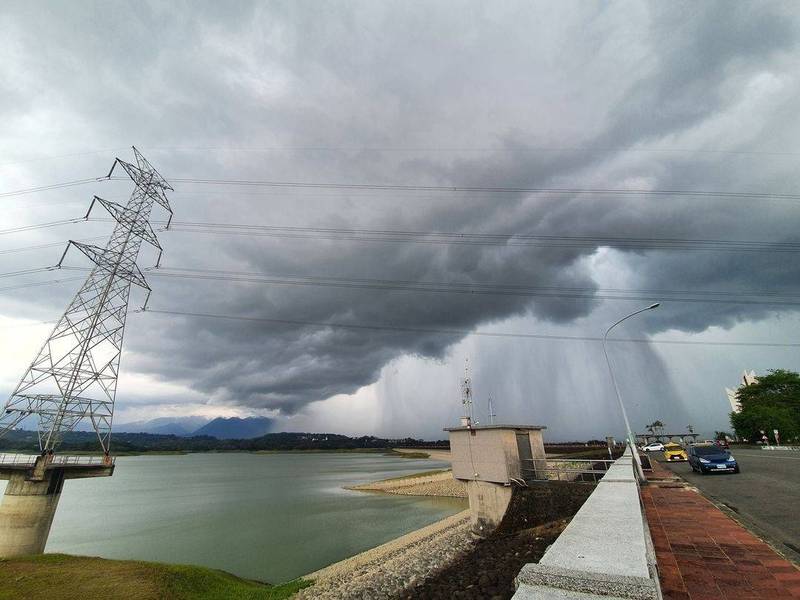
xmin=297 ymin=510 xmax=473 ymax=600
xmin=348 ymin=470 xmax=467 ymax=498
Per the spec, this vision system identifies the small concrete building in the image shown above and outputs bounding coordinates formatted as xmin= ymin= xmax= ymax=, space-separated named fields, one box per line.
xmin=444 ymin=424 xmax=546 ymax=536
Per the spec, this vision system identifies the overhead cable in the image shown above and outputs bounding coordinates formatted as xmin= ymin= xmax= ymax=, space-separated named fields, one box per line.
xmin=0 ymin=218 xmax=85 ymax=236
xmin=114 ymin=176 xmax=800 ymax=201
xmin=139 ymin=309 xmax=800 ymax=348
xmin=57 ymin=266 xmax=799 ymax=306
xmin=89 ymin=218 xmax=800 ymax=254
xmin=0 ymin=177 xmax=106 ymax=199
xmin=0 ymin=236 xmax=107 ymax=256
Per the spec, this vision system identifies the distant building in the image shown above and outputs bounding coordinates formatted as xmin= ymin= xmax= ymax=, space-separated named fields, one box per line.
xmin=726 ymin=370 xmax=757 ymax=413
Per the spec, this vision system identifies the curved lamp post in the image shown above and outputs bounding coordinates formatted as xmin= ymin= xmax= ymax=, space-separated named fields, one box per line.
xmin=603 ymin=303 xmax=660 ymax=479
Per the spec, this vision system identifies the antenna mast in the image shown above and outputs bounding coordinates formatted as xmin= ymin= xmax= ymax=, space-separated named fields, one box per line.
xmin=460 ymin=358 xmax=473 ymax=427
xmin=0 ymin=148 xmax=172 ymax=454
xmin=487 ymin=394 xmax=496 ymax=425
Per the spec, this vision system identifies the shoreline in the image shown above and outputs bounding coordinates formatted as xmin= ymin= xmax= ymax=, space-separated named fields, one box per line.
xmin=346 ymin=469 xmax=467 ymax=498
xmin=297 ymin=510 xmax=473 ymax=600
xmin=0 ymin=447 xmax=447 ymax=458
xmin=295 ymin=448 xmax=469 ymax=598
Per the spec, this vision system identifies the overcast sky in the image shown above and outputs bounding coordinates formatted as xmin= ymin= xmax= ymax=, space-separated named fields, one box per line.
xmin=1 ymin=1 xmax=799 ymax=441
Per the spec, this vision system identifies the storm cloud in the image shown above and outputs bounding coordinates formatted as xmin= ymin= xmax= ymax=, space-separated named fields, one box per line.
xmin=1 ymin=1 xmax=799 ymax=437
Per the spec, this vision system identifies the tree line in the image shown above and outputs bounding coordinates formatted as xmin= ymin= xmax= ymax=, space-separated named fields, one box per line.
xmin=730 ymin=369 xmax=800 ymax=444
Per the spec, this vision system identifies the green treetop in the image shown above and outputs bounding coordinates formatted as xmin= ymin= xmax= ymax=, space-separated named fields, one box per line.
xmin=730 ymin=369 xmax=800 ymax=443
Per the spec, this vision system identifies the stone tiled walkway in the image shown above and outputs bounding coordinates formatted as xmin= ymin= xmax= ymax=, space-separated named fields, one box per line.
xmin=642 ymin=485 xmax=800 ymax=600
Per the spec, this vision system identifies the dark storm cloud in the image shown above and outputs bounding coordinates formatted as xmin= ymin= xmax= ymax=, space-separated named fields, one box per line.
xmin=2 ymin=1 xmax=799 ymax=416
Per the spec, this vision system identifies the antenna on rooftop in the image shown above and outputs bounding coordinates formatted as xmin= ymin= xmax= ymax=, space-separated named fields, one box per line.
xmin=460 ymin=358 xmax=473 ymax=427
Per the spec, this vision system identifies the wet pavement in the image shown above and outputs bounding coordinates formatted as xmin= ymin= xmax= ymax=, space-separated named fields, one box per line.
xmin=657 ymin=448 xmax=800 ymax=563
xmin=643 ymin=454 xmax=800 ymax=600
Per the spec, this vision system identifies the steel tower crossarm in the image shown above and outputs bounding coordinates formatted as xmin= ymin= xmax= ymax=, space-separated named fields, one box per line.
xmin=0 ymin=148 xmax=172 ymax=454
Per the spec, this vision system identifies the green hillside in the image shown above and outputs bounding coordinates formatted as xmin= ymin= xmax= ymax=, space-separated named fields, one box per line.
xmin=0 ymin=554 xmax=310 ymax=600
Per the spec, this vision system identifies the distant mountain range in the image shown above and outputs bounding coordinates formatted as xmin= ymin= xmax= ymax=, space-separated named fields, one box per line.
xmin=114 ymin=416 xmax=212 ymax=436
xmin=192 ymin=417 xmax=274 ymax=439
xmin=112 ymin=415 xmax=274 ymax=439
xmin=0 ymin=428 xmax=446 ymax=454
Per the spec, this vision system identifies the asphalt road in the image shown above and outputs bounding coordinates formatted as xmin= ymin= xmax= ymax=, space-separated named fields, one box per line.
xmin=655 ymin=448 xmax=800 ymax=563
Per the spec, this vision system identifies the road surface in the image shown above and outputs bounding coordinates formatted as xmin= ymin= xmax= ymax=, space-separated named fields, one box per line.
xmin=656 ymin=448 xmax=800 ymax=563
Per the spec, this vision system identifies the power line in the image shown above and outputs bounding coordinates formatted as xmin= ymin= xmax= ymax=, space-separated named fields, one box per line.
xmin=139 ymin=145 xmax=800 ymax=158
xmin=0 ymin=147 xmax=127 ymax=168
xmin=10 ymin=265 xmax=797 ymax=305
xmin=92 ymin=218 xmax=800 ymax=254
xmin=122 ymin=176 xmax=800 ymax=201
xmin=0 ymin=177 xmax=106 ymax=199
xmin=142 ymin=265 xmax=800 ymax=300
xmin=0 ymin=218 xmax=85 ymax=236
xmin=138 ymin=309 xmax=800 ymax=348
xmin=9 ymin=215 xmax=796 ymax=254
xmin=4 ymin=171 xmax=797 ymax=203
xmin=0 ymin=276 xmax=85 ymax=293
xmin=0 ymin=236 xmax=106 ymax=256
xmin=0 ymin=266 xmax=58 ymax=279
xmin=55 ymin=265 xmax=797 ymax=306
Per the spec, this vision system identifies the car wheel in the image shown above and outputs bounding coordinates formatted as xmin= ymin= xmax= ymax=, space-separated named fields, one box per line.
xmin=733 ymin=466 xmax=740 ymax=474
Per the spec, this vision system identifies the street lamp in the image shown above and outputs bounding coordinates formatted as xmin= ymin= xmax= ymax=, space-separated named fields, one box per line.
xmin=603 ymin=303 xmax=660 ymax=478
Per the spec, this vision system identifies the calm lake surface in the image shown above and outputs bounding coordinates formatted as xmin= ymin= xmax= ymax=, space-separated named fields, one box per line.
xmin=9 ymin=453 xmax=466 ymax=583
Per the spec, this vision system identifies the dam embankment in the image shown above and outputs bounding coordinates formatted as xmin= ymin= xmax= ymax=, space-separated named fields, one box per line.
xmin=302 ymin=476 xmax=596 ymax=599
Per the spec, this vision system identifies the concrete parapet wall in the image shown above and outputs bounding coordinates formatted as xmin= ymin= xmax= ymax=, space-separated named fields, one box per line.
xmin=512 ymin=448 xmax=660 ymax=600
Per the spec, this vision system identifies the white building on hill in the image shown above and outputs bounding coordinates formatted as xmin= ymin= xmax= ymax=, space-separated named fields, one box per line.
xmin=725 ymin=370 xmax=758 ymax=413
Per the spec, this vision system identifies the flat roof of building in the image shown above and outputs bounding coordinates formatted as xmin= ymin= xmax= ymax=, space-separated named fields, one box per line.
xmin=443 ymin=424 xmax=547 ymax=432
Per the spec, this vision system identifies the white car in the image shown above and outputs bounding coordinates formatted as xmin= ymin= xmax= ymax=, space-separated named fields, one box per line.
xmin=641 ymin=442 xmax=665 ymax=452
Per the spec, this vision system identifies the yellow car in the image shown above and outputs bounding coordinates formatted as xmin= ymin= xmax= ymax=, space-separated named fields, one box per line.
xmin=663 ymin=443 xmax=688 ymax=462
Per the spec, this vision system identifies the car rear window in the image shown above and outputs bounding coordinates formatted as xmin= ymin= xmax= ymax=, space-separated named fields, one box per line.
xmin=694 ymin=446 xmax=724 ymax=456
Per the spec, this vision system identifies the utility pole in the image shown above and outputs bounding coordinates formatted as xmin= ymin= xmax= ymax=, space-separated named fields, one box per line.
xmin=602 ymin=303 xmax=660 ymax=481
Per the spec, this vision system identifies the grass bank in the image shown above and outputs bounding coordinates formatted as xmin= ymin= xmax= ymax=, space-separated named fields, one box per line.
xmin=0 ymin=554 xmax=310 ymax=600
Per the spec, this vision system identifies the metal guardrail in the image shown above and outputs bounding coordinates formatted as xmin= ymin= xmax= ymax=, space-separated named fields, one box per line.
xmin=523 ymin=458 xmax=615 ymax=482
xmin=0 ymin=453 xmax=38 ymax=467
xmin=0 ymin=453 xmax=115 ymax=468
xmin=49 ymin=454 xmax=115 ymax=466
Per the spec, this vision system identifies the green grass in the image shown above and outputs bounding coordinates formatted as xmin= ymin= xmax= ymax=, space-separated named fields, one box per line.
xmin=0 ymin=554 xmax=311 ymax=600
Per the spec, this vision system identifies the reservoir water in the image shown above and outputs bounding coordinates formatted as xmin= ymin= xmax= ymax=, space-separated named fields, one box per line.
xmin=4 ymin=452 xmax=465 ymax=583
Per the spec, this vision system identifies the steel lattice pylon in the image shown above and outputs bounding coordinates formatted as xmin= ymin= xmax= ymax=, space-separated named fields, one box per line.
xmin=0 ymin=148 xmax=172 ymax=454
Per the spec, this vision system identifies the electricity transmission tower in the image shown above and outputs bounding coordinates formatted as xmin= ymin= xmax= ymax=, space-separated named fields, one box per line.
xmin=0 ymin=148 xmax=172 ymax=455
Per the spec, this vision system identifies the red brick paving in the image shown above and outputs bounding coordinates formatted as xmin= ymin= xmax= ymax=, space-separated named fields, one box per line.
xmin=645 ymin=456 xmax=680 ymax=479
xmin=641 ymin=485 xmax=800 ymax=600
